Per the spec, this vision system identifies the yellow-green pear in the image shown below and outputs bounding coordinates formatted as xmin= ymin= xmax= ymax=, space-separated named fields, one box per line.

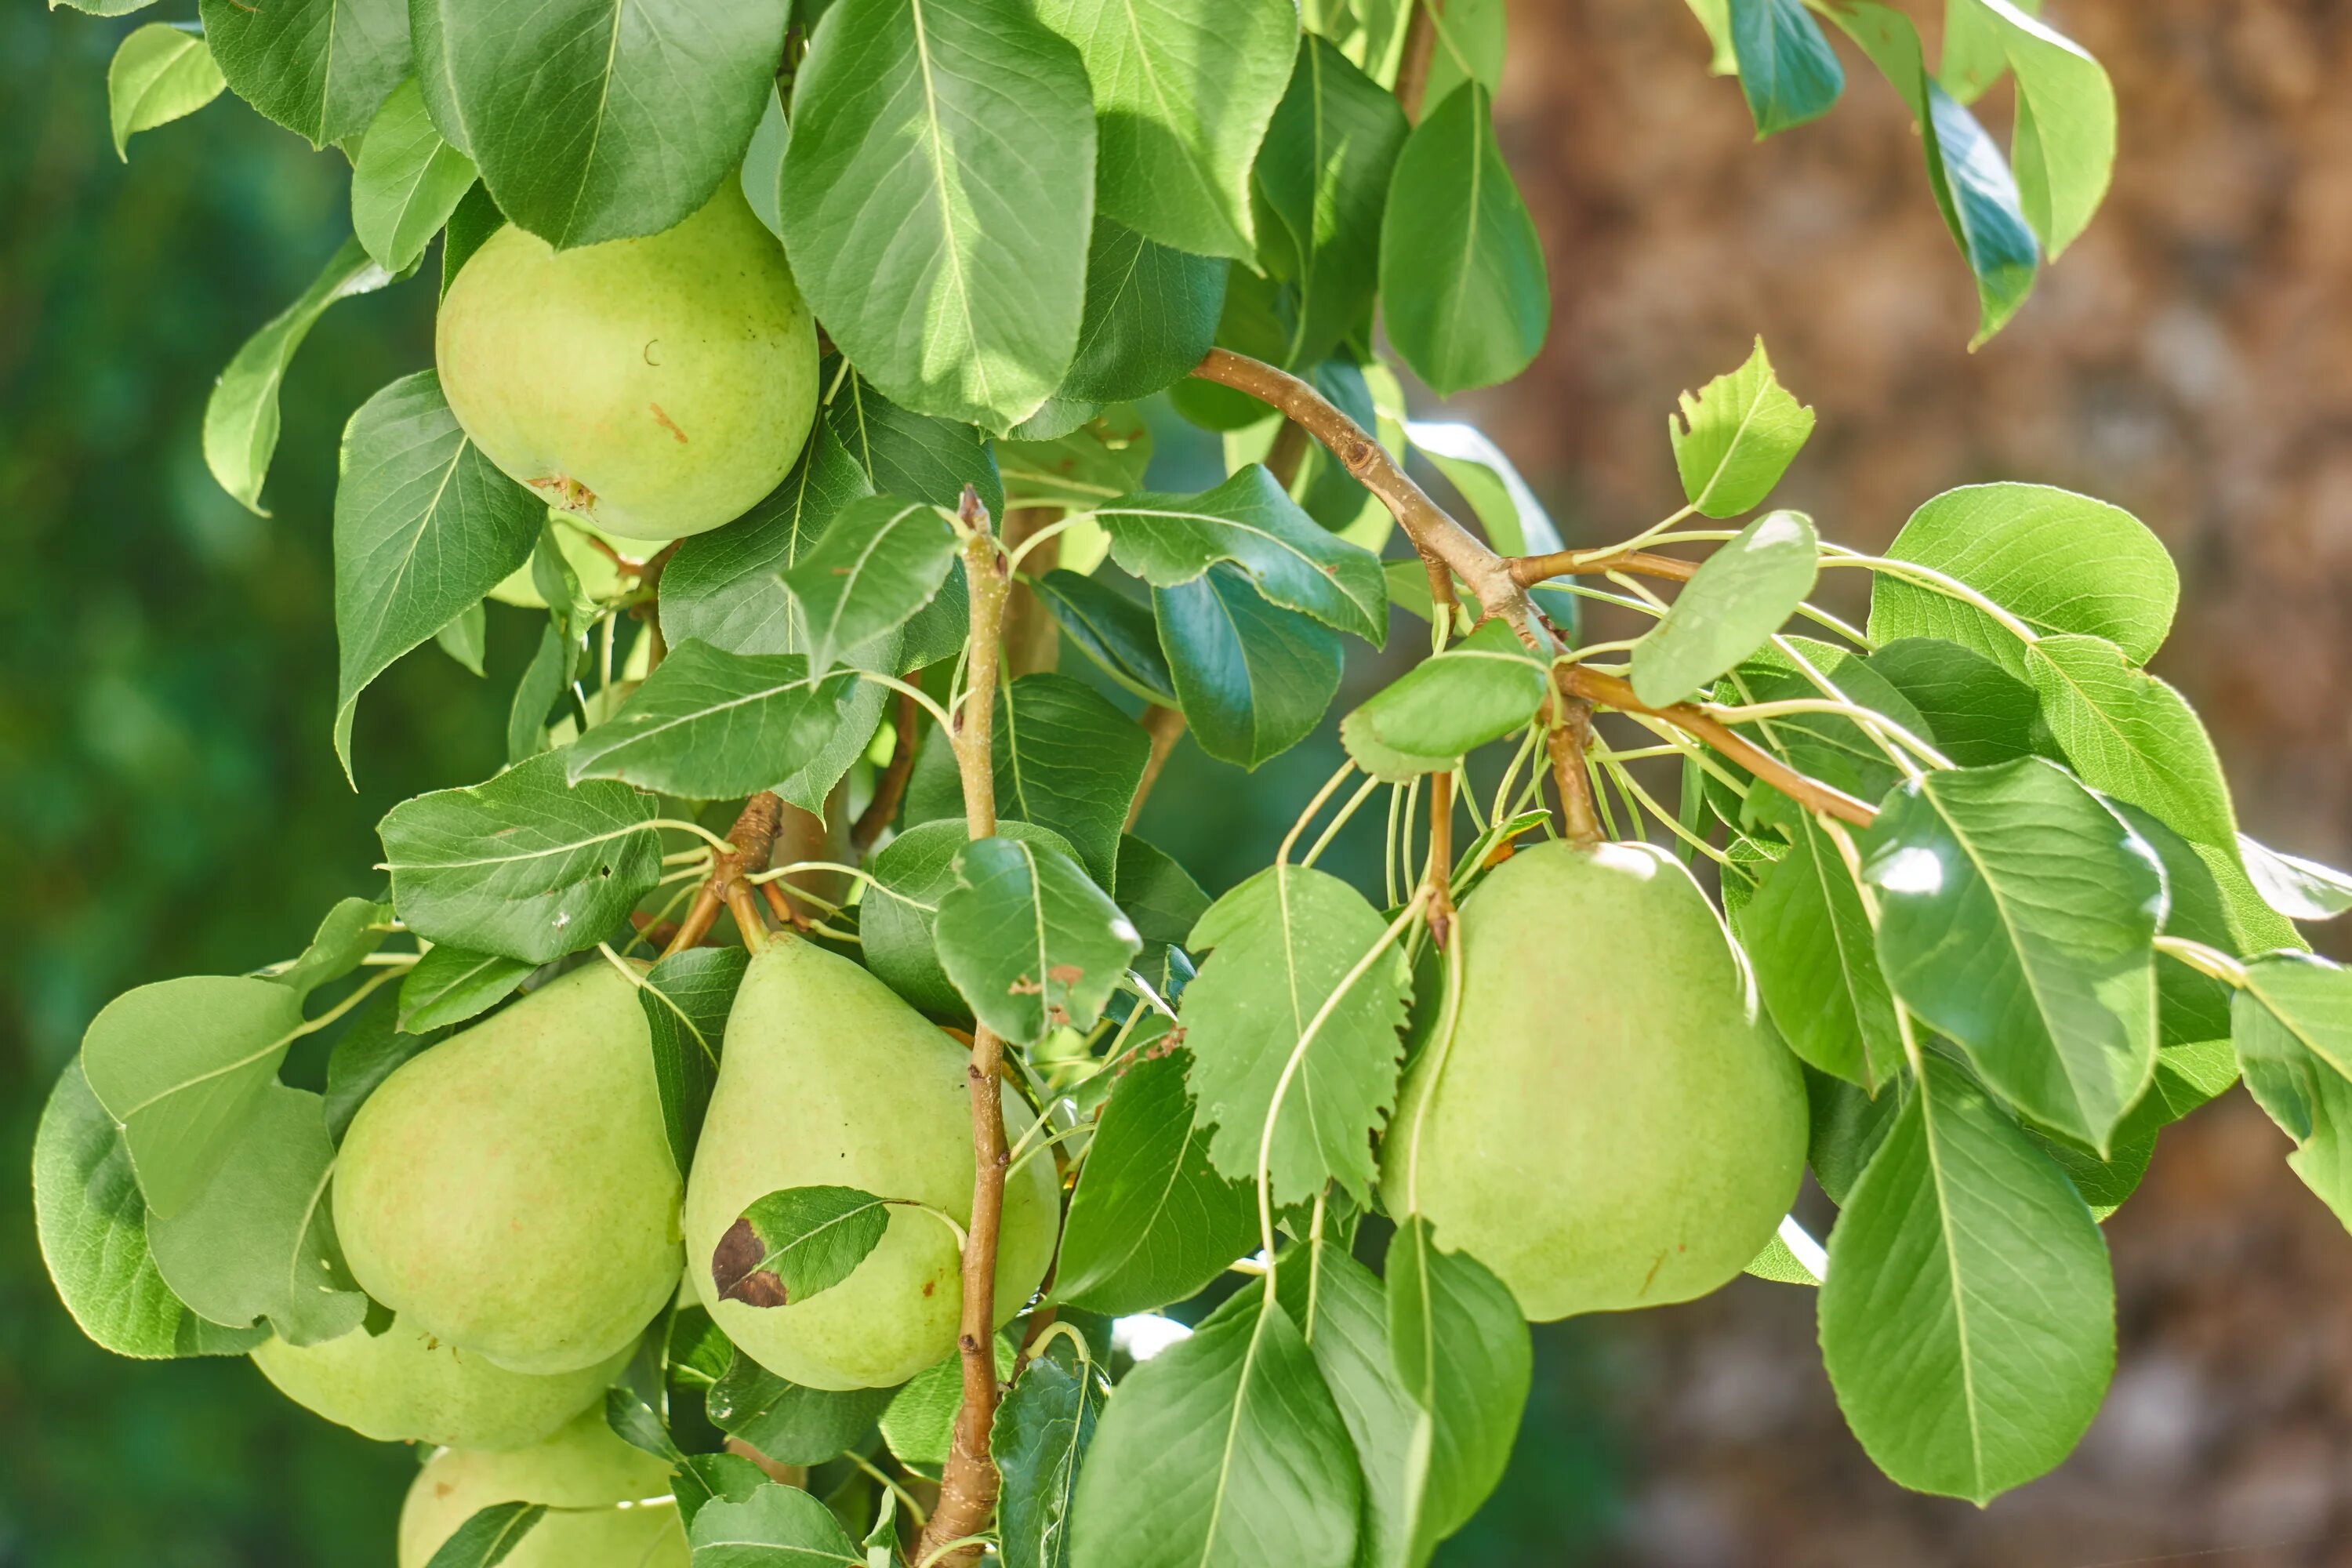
xmin=437 ymin=180 xmax=818 ymax=542
xmin=1381 ymin=840 xmax=1805 ymax=1319
xmin=683 ymin=937 xmax=1061 ymax=1390
xmin=335 ymin=964 xmax=682 ymax=1375
xmin=397 ymin=1410 xmax=686 ymax=1568
xmin=251 ymin=1314 xmax=626 ymax=1450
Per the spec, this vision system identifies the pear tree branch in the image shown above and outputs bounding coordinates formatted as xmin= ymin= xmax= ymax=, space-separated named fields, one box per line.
xmin=662 ymin=792 xmax=784 ymax=957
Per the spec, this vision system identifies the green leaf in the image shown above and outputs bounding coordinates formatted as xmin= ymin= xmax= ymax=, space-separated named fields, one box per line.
xmin=435 ymin=601 xmax=488 ymax=676
xmin=1181 ymin=862 xmax=1413 ymax=1203
xmin=880 ymin=1337 xmax=1017 ymax=1469
xmin=1631 ymin=509 xmax=1818 ymax=706
xmin=1864 ymin=636 xmax=2045 ymax=768
xmin=991 ymin=673 xmax=1154 ymax=889
xmin=1000 ymin=405 xmax=1155 ymax=512
xmin=1952 ymin=0 xmax=2114 ymax=257
xmin=1054 ymin=1044 xmax=1259 ymax=1316
xmin=1726 ymin=0 xmax=1845 ymax=136
xmin=397 ymin=945 xmax=531 ymax=1033
xmin=993 ymin=1342 xmax=1108 ymax=1568
xmin=1270 ymin=1243 xmax=1421 ymax=1568
xmin=504 ymin=621 xmax=573 ymax=764
xmin=862 ymin=819 xmax=1082 ymax=1020
xmin=2240 ymin=836 xmax=2352 ymax=924
xmin=1735 ymin=811 xmax=1902 ymax=1092
xmin=1340 ymin=618 xmax=1548 ymax=782
xmin=637 ymin=946 xmax=750 ymax=1180
xmin=350 ymin=78 xmax=477 ymax=273
xmin=1252 ymin=35 xmax=1407 ymax=368
xmin=1860 ymin=758 xmax=2162 ymax=1151
xmin=32 ymin=1059 xmax=267 ymax=1360
xmin=1819 ymin=1053 xmax=2114 ymax=1503
xmin=2022 ymin=633 xmax=2235 ymax=850
xmin=274 ymin=896 xmax=393 ymax=999
xmin=1421 ymin=0 xmax=1504 ymax=107
xmin=713 ymin=1186 xmax=894 ymax=1309
xmin=422 ymin=1501 xmax=547 ymax=1568
xmin=782 ymin=0 xmax=1094 ymax=430
xmin=1033 ymin=571 xmax=1177 ymax=706
xmin=78 ymin=975 xmax=307 ymax=1218
xmin=108 ymin=23 xmax=225 ymax=159
xmin=1061 ymin=221 xmax=1231 ymax=404
xmin=1383 ymin=1219 xmax=1531 ymax=1559
xmin=661 ymin=420 xmax=877 ymax=658
xmin=378 ymin=750 xmax=662 ymax=963
xmin=824 ymin=363 xmax=1007 ymax=519
xmin=671 ymin=1452 xmax=771 ymax=1530
xmin=2234 ymin=956 xmax=2352 ymax=1225
xmin=1668 ymin=337 xmax=1817 ymax=517
xmin=1716 ymin=636 xmax=1931 ymax=826
xmin=707 ymin=1352 xmax=894 ymax=1466
xmin=145 ymin=1084 xmax=367 ymax=1345
xmin=1096 ymin=465 xmax=1388 ymax=644
xmin=1937 ymin=0 xmax=2020 ymax=102
xmin=935 ymin=838 xmax=1142 ymax=1046
xmin=1116 ymin=836 xmax=1211 ymax=966
xmin=1403 ymin=419 xmax=1563 ymax=558
xmin=1036 ymin=0 xmax=1297 ymax=264
xmin=1682 ymin=0 xmax=1738 ymax=74
xmin=564 ymin=642 xmax=858 ymax=800
xmin=1067 ymin=1289 xmax=1359 ymax=1568
xmin=1155 ymin=567 xmax=1344 ymax=769
xmin=440 ymin=180 xmax=503 ymax=298
xmin=1377 ymin=83 xmax=1548 ymax=396
xmin=203 ymin=236 xmax=400 ymax=516
xmin=778 ymin=497 xmax=958 ymax=675
xmin=1867 ymin=483 xmax=2177 ymax=671
xmin=198 ymin=0 xmax=408 ymax=147
xmin=324 ymin=993 xmax=441 ymax=1142
xmin=1824 ymin=4 xmax=2038 ymax=346
xmin=688 ymin=1481 xmax=864 ymax=1566
xmin=412 ymin=0 xmax=786 ymax=249
xmin=332 ymin=370 xmax=543 ymax=778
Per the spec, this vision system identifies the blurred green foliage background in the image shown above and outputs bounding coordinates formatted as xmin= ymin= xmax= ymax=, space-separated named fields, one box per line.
xmin=0 ymin=9 xmax=1621 ymax=1563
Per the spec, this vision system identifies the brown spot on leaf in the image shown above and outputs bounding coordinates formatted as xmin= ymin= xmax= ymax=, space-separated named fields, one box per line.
xmin=1007 ymin=975 xmax=1045 ymax=996
xmin=1047 ymin=964 xmax=1083 ymax=985
xmin=648 ymin=402 xmax=689 ymax=443
xmin=712 ymin=1216 xmax=789 ymax=1308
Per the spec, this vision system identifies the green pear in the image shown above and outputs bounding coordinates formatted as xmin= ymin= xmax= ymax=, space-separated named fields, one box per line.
xmin=683 ymin=937 xmax=1062 ymax=1390
xmin=397 ymin=1410 xmax=685 ymax=1568
xmin=1381 ymin=839 xmax=1805 ymax=1319
xmin=251 ymin=1313 xmax=627 ymax=1450
xmin=335 ymin=964 xmax=683 ymax=1374
xmin=437 ymin=180 xmax=818 ymax=542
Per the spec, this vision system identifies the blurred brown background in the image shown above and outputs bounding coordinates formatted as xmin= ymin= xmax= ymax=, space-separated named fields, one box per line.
xmin=1472 ymin=2 xmax=2352 ymax=1563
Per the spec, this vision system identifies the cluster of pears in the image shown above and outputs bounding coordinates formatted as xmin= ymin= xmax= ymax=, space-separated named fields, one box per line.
xmin=278 ymin=938 xmax=1055 ymax=1565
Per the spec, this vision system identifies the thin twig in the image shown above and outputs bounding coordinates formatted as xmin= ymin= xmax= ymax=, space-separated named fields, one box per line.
xmin=1264 ymin=419 xmax=1312 ymax=490
xmin=1426 ymin=771 xmax=1457 ymax=947
xmin=1395 ymin=0 xmax=1444 ymax=122
xmin=1512 ymin=547 xmax=1699 ymax=586
xmin=663 ymin=793 xmax=785 ymax=957
xmin=1559 ymin=667 xmax=1878 ymax=826
xmin=1126 ymin=704 xmax=1187 ymax=830
xmin=851 ymin=688 xmax=922 ymax=856
xmin=1546 ymin=679 xmax=1603 ymax=844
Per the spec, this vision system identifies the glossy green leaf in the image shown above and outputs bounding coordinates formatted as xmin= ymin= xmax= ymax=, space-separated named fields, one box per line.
xmin=783 ymin=0 xmax=1094 ymax=430
xmin=713 ymin=1186 xmax=893 ymax=1309
xmin=994 ymin=1342 xmax=1108 ymax=1568
xmin=1726 ymin=0 xmax=1844 ymax=136
xmin=146 ymin=1084 xmax=366 ymax=1345
xmin=203 ymin=236 xmax=399 ymax=516
xmin=198 ymin=0 xmax=408 ymax=147
xmin=935 ymin=837 xmax=1141 ymax=1046
xmin=862 ymin=819 xmax=1080 ymax=1021
xmin=1668 ymin=337 xmax=1816 ymax=517
xmin=421 ymin=1501 xmax=546 ymax=1568
xmin=1058 ymin=220 xmax=1230 ymax=402
xmin=1403 ymin=419 xmax=1563 ymax=558
xmin=1181 ymin=862 xmax=1413 ymax=1203
xmin=1867 ymin=483 xmax=2177 ymax=672
xmin=378 ymin=750 xmax=662 ymax=963
xmin=1036 ymin=0 xmax=1296 ymax=263
xmin=1377 ymin=83 xmax=1548 ymax=396
xmin=1340 ymin=618 xmax=1548 ymax=781
xmin=564 ymin=642 xmax=858 ymax=800
xmin=2023 ymin=634 xmax=2234 ymax=851
xmin=350 ymin=78 xmax=477 ymax=273
xmin=991 ymin=673 xmax=1154 ymax=889
xmin=434 ymin=601 xmax=488 ymax=676
xmin=671 ymin=1451 xmax=771 ymax=1530
xmin=1055 ymin=1046 xmax=1258 ymax=1316
xmin=1154 ymin=567 xmax=1344 ymax=769
xmin=1820 ymin=1054 xmax=2114 ymax=1503
xmin=1066 ymin=1288 xmax=1359 ymax=1568
xmin=440 ymin=180 xmax=503 ymax=296
xmin=999 ymin=407 xmax=1155 ymax=514
xmin=2240 ymin=836 xmax=2352 ymax=923
xmin=1252 ymin=36 xmax=1406 ymax=368
xmin=505 ymin=621 xmax=572 ymax=764
xmin=824 ymin=363 xmax=1007 ymax=519
xmin=880 ymin=1336 xmax=1015 ymax=1469
xmin=32 ymin=1059 xmax=267 ymax=1360
xmin=397 ymin=945 xmax=532 ymax=1033
xmin=1717 ymin=636 xmax=1932 ymax=826
xmin=1736 ymin=811 xmax=1902 ymax=1092
xmin=1682 ymin=0 xmax=1738 ymax=74
xmin=1033 ymin=571 xmax=1177 ymax=706
xmin=412 ymin=0 xmax=785 ymax=249
xmin=1270 ymin=1244 xmax=1421 ymax=1568
xmin=107 ymin=23 xmax=224 ymax=159
xmin=332 ymin=370 xmax=543 ymax=778
xmin=2234 ymin=956 xmax=2352 ymax=1225
xmin=1421 ymin=0 xmax=1504 ymax=107
xmin=637 ymin=946 xmax=749 ymax=1180
xmin=1860 ymin=758 xmax=2161 ymax=1151
xmin=1864 ymin=635 xmax=2045 ymax=768
xmin=689 ymin=1482 xmax=862 ymax=1566
xmin=273 ymin=896 xmax=393 ymax=999
xmin=1951 ymin=0 xmax=2114 ymax=257
xmin=1632 ymin=509 xmax=1818 ymax=706
xmin=1384 ymin=1219 xmax=1532 ymax=1559
xmin=1117 ymin=836 xmax=1210 ymax=983
xmin=779 ymin=497 xmax=958 ymax=675
xmin=1096 ymin=465 xmax=1386 ymax=644
xmin=706 ymin=1352 xmax=894 ymax=1467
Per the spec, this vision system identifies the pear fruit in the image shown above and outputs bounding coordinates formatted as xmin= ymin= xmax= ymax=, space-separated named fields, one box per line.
xmin=251 ymin=1315 xmax=626 ymax=1450
xmin=397 ymin=1410 xmax=686 ymax=1568
xmin=437 ymin=181 xmax=818 ymax=542
xmin=335 ymin=964 xmax=682 ymax=1374
xmin=1381 ymin=839 xmax=1805 ymax=1319
xmin=683 ymin=937 xmax=1061 ymax=1390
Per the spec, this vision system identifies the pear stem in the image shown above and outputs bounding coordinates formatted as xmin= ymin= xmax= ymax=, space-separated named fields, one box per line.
xmin=921 ymin=486 xmax=1014 ymax=1568
xmin=662 ymin=792 xmax=785 ymax=958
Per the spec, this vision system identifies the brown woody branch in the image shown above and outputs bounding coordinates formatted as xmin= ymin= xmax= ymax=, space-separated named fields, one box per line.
xmin=1512 ymin=547 xmax=1698 ymax=586
xmin=1545 ymin=681 xmax=1602 ymax=844
xmin=662 ymin=793 xmax=785 ymax=957
xmin=851 ymin=689 xmax=922 ymax=857
xmin=919 ymin=488 xmax=1015 ymax=1568
xmin=1425 ymin=771 xmax=1457 ymax=948
xmin=1395 ymin=0 xmax=1444 ymax=122
xmin=1125 ymin=704 xmax=1187 ymax=831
